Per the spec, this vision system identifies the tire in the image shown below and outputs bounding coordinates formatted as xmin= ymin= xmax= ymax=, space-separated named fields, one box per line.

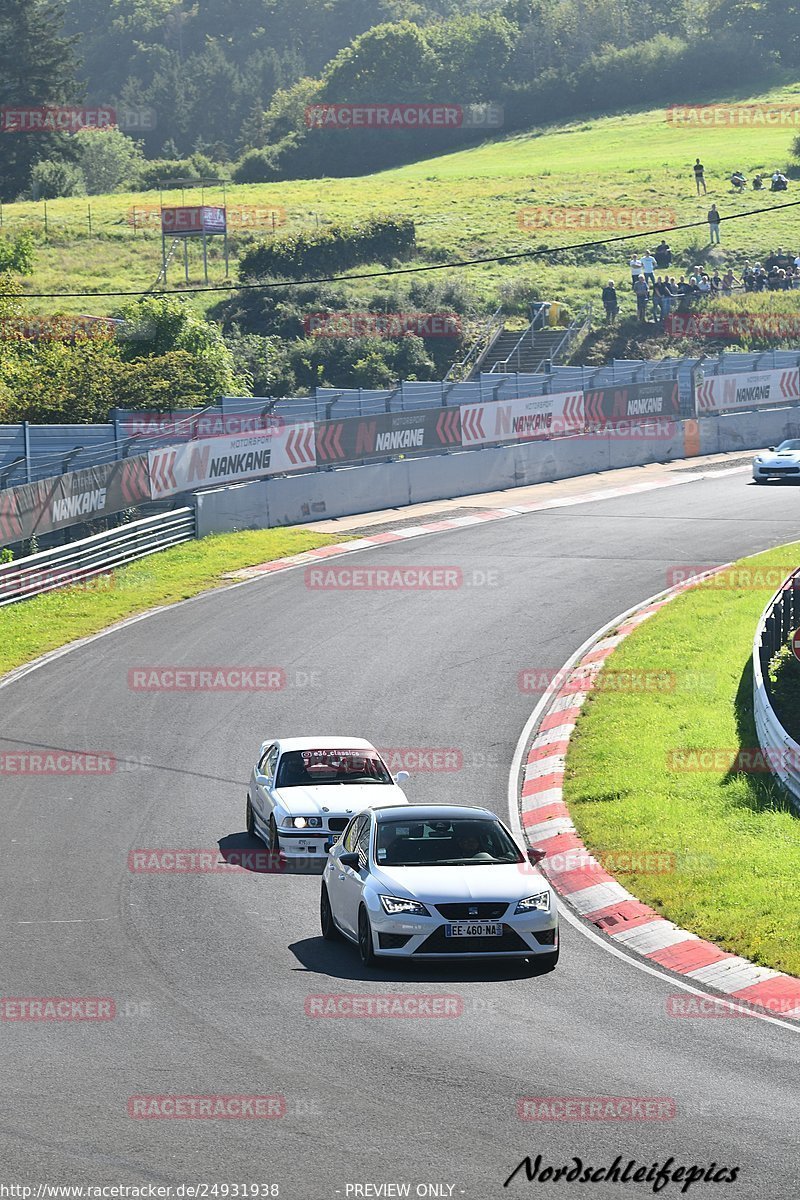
xmin=246 ymin=797 xmax=255 ymax=837
xmin=358 ymin=906 xmax=377 ymax=966
xmin=268 ymin=816 xmax=279 ymax=853
xmin=753 ymin=476 xmax=766 ymax=485
xmin=320 ymin=885 xmax=339 ymax=941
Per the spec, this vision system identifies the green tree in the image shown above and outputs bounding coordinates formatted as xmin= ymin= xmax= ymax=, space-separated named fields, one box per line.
xmin=73 ymin=126 xmax=144 ymax=193
xmin=0 ymin=0 xmax=81 ymax=200
xmin=115 ymin=295 xmax=251 ymax=395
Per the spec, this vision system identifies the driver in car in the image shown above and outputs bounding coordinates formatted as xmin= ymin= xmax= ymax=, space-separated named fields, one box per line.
xmin=455 ymin=828 xmax=493 ymax=859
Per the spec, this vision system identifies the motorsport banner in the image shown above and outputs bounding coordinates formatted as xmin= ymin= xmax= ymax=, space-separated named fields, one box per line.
xmin=314 ymin=407 xmax=461 ymax=464
xmin=694 ymin=368 xmax=800 ymax=414
xmin=148 ymin=423 xmax=316 ymax=499
xmin=1 ymin=458 xmax=150 ymax=543
xmin=583 ymin=381 xmax=682 ymax=425
xmin=459 ymin=391 xmax=583 ymax=447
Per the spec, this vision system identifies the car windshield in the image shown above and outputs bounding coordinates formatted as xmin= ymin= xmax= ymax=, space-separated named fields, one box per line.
xmin=276 ymin=748 xmax=392 ymax=787
xmin=776 ymin=440 xmax=800 ymax=451
xmin=375 ymin=817 xmax=523 ymax=866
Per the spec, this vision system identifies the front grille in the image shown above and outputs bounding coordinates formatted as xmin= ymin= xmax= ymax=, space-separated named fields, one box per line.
xmin=415 ymin=925 xmax=529 ymax=954
xmin=378 ymin=933 xmax=412 ymax=949
xmin=327 ymin=817 xmax=349 ymax=832
xmin=435 ymin=902 xmax=509 ymax=920
xmin=765 ymin=466 xmax=800 ymax=474
xmin=533 ymin=928 xmax=557 ymax=945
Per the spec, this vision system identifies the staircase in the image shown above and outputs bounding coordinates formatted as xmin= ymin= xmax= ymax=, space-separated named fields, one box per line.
xmin=481 ymin=327 xmax=565 ymax=375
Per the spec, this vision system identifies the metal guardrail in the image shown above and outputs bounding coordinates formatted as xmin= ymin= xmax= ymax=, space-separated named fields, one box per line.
xmin=444 ymin=307 xmax=504 ymax=382
xmin=0 ymin=509 xmax=195 ymax=607
xmin=752 ymin=567 xmax=800 ymax=812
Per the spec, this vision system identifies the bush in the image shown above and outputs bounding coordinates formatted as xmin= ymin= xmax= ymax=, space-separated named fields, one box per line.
xmin=29 ymin=159 xmax=86 ymax=199
xmin=73 ymin=127 xmax=144 ymax=194
xmin=0 ymin=234 xmax=35 ymax=275
xmin=231 ymin=147 xmax=283 ymax=185
xmin=239 ymin=216 xmax=416 ymax=281
xmin=135 ymin=154 xmax=225 ymax=192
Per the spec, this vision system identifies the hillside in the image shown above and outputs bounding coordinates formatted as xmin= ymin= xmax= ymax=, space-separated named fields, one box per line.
xmin=6 ymin=84 xmax=800 ymax=331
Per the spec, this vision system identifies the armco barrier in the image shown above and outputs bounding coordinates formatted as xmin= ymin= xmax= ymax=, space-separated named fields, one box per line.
xmin=753 ymin=568 xmax=800 ymax=814
xmin=0 ymin=509 xmax=195 ymax=606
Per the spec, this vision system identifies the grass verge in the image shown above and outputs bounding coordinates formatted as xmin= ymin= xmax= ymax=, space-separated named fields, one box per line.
xmin=563 ymin=545 xmax=800 ymax=977
xmin=0 ymin=527 xmax=339 ymax=680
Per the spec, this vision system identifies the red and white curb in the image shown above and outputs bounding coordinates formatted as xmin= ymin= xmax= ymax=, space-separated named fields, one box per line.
xmin=227 ymin=465 xmax=747 ymax=581
xmin=518 ymin=576 xmax=800 ymax=1023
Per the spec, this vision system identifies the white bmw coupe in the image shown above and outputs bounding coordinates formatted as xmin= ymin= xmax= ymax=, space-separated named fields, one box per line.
xmin=246 ymin=737 xmax=409 ymax=861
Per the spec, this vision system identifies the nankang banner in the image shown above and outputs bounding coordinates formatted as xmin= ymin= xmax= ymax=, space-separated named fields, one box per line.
xmin=314 ymin=407 xmax=461 ymax=464
xmin=583 ymin=381 xmax=682 ymax=425
xmin=4 ymin=458 xmax=150 ymax=542
xmin=459 ymin=392 xmax=583 ymax=447
xmin=695 ymin=368 xmax=800 ymax=414
xmin=148 ymin=423 xmax=316 ymax=499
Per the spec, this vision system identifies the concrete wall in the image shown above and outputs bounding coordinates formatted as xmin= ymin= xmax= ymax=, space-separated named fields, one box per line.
xmin=194 ymin=410 xmax=796 ymax=538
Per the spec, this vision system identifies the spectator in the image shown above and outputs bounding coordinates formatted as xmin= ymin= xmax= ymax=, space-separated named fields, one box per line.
xmin=753 ymin=173 xmax=764 ymax=190
xmin=771 ymin=172 xmax=788 ymax=191
xmin=654 ymin=239 xmax=672 ymax=269
xmin=629 ymin=253 xmax=644 ymax=289
xmin=721 ymin=269 xmax=741 ymax=295
xmin=641 ymin=250 xmax=657 ymax=286
xmin=601 ymin=280 xmax=619 ymax=321
xmin=633 ymin=273 xmax=650 ymax=322
xmin=742 ymin=263 xmax=755 ymax=291
xmin=697 ymin=274 xmax=712 ymax=297
xmin=730 ymin=171 xmax=746 ymax=192
xmin=708 ymin=204 xmax=721 ymax=244
xmin=693 ymin=158 xmax=707 ymax=195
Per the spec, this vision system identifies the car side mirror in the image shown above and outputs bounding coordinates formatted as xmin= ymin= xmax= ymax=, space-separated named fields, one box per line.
xmin=768 ymin=446 xmax=775 ymax=451
xmin=339 ymin=852 xmax=360 ymax=870
xmin=527 ymin=847 xmax=546 ymax=865
xmin=395 ymin=770 xmax=410 ymax=784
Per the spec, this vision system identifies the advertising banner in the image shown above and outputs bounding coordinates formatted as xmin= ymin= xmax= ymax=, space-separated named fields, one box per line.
xmin=160 ymin=206 xmax=227 ymax=236
xmin=695 ymin=368 xmax=800 ymax=414
xmin=459 ymin=392 xmax=583 ymax=447
xmin=583 ymin=381 xmax=682 ymax=426
xmin=148 ymin=424 xmax=315 ymax=499
xmin=315 ymin=408 xmax=461 ymax=465
xmin=4 ymin=457 xmax=150 ymax=542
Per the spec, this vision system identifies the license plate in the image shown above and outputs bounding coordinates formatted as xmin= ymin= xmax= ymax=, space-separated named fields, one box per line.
xmin=445 ymin=922 xmax=502 ymax=938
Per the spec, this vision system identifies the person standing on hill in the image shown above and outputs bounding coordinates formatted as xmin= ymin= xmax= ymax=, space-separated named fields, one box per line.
xmin=707 ymin=203 xmax=721 ymax=244
xmin=693 ymin=158 xmax=707 ymax=195
xmin=601 ymin=280 xmax=619 ymax=322
xmin=629 ymin=253 xmax=644 ymax=289
xmin=633 ymin=273 xmax=650 ymax=322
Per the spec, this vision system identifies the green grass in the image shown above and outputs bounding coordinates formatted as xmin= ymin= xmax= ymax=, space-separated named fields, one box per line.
xmin=563 ymin=545 xmax=800 ymax=977
xmin=0 ymin=527 xmax=338 ymax=679
xmin=6 ymin=82 xmax=800 ymax=324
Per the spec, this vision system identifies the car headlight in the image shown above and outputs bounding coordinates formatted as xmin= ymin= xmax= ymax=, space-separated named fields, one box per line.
xmin=283 ymin=816 xmax=322 ymax=828
xmin=515 ymin=891 xmax=550 ymax=913
xmin=379 ymin=895 xmax=430 ymax=917
xmin=754 ymin=457 xmax=763 ymax=463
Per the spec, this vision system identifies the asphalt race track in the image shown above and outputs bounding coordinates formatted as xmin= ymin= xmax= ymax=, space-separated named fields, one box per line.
xmin=1 ymin=468 xmax=798 ymax=1199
